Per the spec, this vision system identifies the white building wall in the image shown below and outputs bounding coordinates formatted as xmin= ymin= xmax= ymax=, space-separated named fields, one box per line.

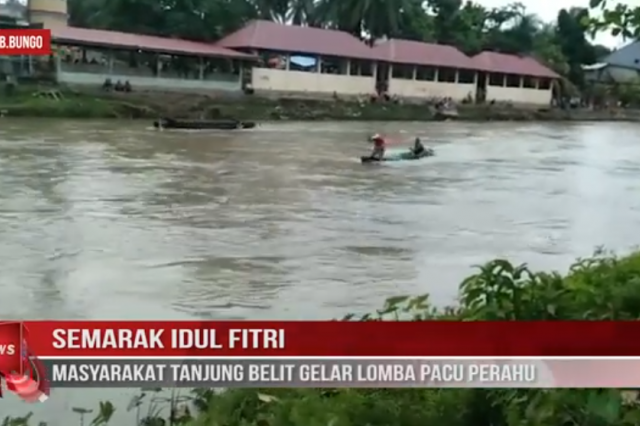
xmin=250 ymin=58 xmax=556 ymax=105
xmin=485 ymin=86 xmax=552 ymax=105
xmin=388 ymin=79 xmax=475 ymax=100
xmin=57 ymin=71 xmax=242 ymax=91
xmin=251 ymin=68 xmax=375 ymax=95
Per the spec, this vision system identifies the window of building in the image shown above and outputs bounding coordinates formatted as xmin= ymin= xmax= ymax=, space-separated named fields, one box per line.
xmin=204 ymin=58 xmax=240 ymax=77
xmin=350 ymin=60 xmax=373 ymax=76
xmin=438 ymin=67 xmax=457 ymax=82
xmin=321 ymin=56 xmax=347 ymax=74
xmin=289 ymin=55 xmax=317 ymax=72
xmin=505 ymin=74 xmax=521 ymax=87
xmin=488 ymin=73 xmax=505 ymax=86
xmin=58 ymin=45 xmax=110 ymax=72
xmin=539 ymin=78 xmax=551 ymax=90
xmin=159 ymin=55 xmax=201 ymax=79
xmin=522 ymin=76 xmax=536 ymax=88
xmin=392 ymin=64 xmax=414 ymax=79
xmin=259 ymin=52 xmax=287 ymax=69
xmin=415 ymin=66 xmax=436 ymax=81
xmin=457 ymin=69 xmax=475 ymax=83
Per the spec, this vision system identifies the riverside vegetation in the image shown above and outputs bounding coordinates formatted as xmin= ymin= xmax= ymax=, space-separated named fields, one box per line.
xmin=6 ymin=86 xmax=640 ymax=121
xmin=7 ymin=249 xmax=640 ymax=426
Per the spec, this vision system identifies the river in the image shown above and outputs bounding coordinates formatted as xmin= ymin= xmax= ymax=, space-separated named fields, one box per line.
xmin=1 ymin=119 xmax=639 ymax=422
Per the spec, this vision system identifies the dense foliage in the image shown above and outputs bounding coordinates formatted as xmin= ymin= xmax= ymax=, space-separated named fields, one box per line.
xmin=8 ymin=250 xmax=640 ymax=426
xmin=66 ymin=0 xmax=613 ymax=89
xmin=588 ymin=0 xmax=640 ymax=38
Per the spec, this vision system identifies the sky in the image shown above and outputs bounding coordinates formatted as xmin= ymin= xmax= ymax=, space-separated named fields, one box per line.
xmin=477 ymin=0 xmax=628 ymax=48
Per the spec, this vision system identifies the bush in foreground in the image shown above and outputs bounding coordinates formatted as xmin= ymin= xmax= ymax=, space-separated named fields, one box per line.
xmin=9 ymin=250 xmax=640 ymax=426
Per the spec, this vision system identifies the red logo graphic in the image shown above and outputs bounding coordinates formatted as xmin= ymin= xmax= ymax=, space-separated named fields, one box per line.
xmin=4 ymin=373 xmax=48 ymax=402
xmin=0 ymin=322 xmax=49 ymax=403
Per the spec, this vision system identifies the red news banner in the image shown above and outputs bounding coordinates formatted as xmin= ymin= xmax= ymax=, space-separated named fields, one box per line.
xmin=0 ymin=29 xmax=51 ymax=55
xmin=2 ymin=321 xmax=640 ymax=401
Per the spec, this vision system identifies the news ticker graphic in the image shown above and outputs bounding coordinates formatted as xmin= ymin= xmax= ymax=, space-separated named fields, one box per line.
xmin=6 ymin=320 xmax=640 ymax=398
xmin=33 ymin=357 xmax=640 ymax=388
xmin=15 ymin=321 xmax=640 ymax=356
xmin=0 ymin=29 xmax=51 ymax=55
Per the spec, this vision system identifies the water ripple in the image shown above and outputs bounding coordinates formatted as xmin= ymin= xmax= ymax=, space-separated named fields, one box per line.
xmin=0 ymin=120 xmax=639 ymax=327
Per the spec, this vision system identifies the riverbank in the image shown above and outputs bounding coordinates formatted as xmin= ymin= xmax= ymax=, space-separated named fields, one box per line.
xmin=1 ymin=87 xmax=638 ymax=122
xmin=7 ymin=250 xmax=640 ymax=426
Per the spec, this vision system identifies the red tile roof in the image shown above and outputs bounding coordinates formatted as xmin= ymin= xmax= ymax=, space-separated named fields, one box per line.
xmin=51 ymin=27 xmax=255 ymax=60
xmin=372 ymin=39 xmax=476 ymax=69
xmin=471 ymin=51 xmax=559 ymax=78
xmin=215 ymin=20 xmax=382 ymax=61
xmin=216 ymin=22 xmax=560 ymax=79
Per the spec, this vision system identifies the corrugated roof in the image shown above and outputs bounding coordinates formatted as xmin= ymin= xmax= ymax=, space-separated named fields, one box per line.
xmin=372 ymin=39 xmax=476 ymax=69
xmin=581 ymin=63 xmax=608 ymax=71
xmin=216 ymin=20 xmax=382 ymax=61
xmin=51 ymin=27 xmax=255 ymax=60
xmin=471 ymin=51 xmax=559 ymax=78
xmin=602 ymin=41 xmax=640 ymax=71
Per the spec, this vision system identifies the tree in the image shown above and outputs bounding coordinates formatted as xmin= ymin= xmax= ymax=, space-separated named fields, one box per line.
xmin=556 ymin=8 xmax=598 ymax=87
xmin=532 ymin=24 xmax=569 ymax=75
xmin=588 ymin=0 xmax=640 ymax=38
xmin=314 ymin=0 xmax=415 ymax=42
xmin=67 ymin=0 xmax=256 ymax=40
xmin=395 ymin=0 xmax=436 ymax=42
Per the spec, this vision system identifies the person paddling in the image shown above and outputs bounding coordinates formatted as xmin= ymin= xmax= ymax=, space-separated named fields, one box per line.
xmin=370 ymin=134 xmax=387 ymax=160
xmin=410 ymin=137 xmax=434 ymax=157
xmin=411 ymin=137 xmax=426 ymax=156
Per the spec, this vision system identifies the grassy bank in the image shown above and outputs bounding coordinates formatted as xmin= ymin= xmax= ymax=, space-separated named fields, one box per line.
xmin=8 ymin=249 xmax=640 ymax=426
xmin=1 ymin=86 xmax=639 ymax=121
xmin=0 ymin=88 xmax=154 ymax=119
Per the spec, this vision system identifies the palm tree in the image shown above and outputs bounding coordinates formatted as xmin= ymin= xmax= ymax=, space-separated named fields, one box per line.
xmin=251 ymin=0 xmax=289 ymax=22
xmin=314 ymin=0 xmax=412 ymax=42
xmin=288 ymin=0 xmax=315 ymax=25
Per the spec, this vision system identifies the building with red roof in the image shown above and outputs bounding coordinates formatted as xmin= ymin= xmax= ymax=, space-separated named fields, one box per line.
xmin=33 ymin=1 xmax=559 ymax=104
xmin=27 ymin=1 xmax=255 ymax=93
xmin=216 ymin=20 xmax=384 ymax=96
xmin=216 ymin=20 xmax=559 ymax=104
xmin=470 ymin=51 xmax=559 ymax=104
xmin=371 ymin=38 xmax=478 ymax=101
xmin=50 ymin=26 xmax=255 ymax=92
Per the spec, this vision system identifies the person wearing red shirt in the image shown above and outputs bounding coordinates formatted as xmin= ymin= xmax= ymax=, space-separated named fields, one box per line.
xmin=370 ymin=134 xmax=386 ymax=160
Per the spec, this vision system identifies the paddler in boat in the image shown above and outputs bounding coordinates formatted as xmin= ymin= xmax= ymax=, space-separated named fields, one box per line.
xmin=369 ymin=134 xmax=387 ymax=160
xmin=410 ymin=137 xmax=434 ymax=157
xmin=411 ymin=137 xmax=426 ymax=156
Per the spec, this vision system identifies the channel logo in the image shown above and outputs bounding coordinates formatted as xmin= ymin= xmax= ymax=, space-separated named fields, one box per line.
xmin=0 ymin=322 xmax=50 ymax=403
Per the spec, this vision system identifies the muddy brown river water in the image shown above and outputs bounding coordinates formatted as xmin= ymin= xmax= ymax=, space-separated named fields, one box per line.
xmin=1 ymin=119 xmax=640 ymax=421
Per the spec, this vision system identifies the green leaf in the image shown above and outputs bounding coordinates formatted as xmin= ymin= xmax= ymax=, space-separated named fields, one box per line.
xmin=586 ymin=391 xmax=622 ymax=423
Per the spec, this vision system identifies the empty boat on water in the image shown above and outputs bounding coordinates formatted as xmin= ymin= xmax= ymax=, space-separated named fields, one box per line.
xmin=153 ymin=118 xmax=256 ymax=130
